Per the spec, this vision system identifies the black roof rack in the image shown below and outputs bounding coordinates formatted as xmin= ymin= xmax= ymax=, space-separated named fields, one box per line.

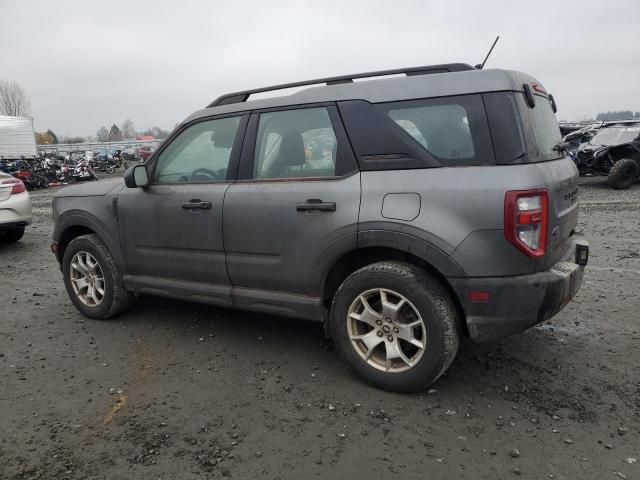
xmin=207 ymin=63 xmax=475 ymax=108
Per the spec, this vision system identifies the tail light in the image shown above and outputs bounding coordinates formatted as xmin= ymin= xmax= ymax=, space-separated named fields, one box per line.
xmin=504 ymin=189 xmax=548 ymax=258
xmin=2 ymin=178 xmax=26 ymax=195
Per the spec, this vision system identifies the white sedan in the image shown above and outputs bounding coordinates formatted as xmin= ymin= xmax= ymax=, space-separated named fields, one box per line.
xmin=0 ymin=172 xmax=32 ymax=243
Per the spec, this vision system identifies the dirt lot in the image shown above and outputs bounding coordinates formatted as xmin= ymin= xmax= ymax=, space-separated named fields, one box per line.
xmin=1 ymin=177 xmax=639 ymax=480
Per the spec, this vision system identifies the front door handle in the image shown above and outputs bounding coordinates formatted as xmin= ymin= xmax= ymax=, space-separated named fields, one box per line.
xmin=182 ymin=199 xmax=212 ymax=210
xmin=296 ymin=199 xmax=336 ymax=212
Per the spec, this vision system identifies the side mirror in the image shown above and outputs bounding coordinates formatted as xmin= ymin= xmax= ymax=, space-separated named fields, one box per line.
xmin=124 ymin=164 xmax=149 ymax=188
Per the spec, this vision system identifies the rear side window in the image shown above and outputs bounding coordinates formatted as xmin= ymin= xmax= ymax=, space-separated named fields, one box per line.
xmin=338 ymin=95 xmax=495 ymax=169
xmin=388 ymin=104 xmax=475 ymax=159
xmin=254 ymin=107 xmax=337 ymax=179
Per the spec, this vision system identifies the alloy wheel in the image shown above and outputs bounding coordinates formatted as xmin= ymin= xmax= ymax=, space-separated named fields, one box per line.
xmin=347 ymin=288 xmax=426 ymax=373
xmin=69 ymin=251 xmax=105 ymax=307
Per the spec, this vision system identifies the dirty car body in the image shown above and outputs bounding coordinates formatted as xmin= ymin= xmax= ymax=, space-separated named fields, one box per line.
xmin=51 ymin=63 xmax=589 ymax=391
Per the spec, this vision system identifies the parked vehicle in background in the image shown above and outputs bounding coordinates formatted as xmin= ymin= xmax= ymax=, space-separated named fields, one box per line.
xmin=51 ymin=63 xmax=588 ymax=392
xmin=0 ymin=116 xmax=37 ymax=161
xmin=121 ymin=147 xmax=138 ymax=162
xmin=70 ymin=157 xmax=99 ymax=182
xmin=90 ymin=155 xmax=117 ymax=174
xmin=572 ymin=120 xmax=640 ymax=189
xmin=7 ymin=159 xmax=48 ymax=190
xmin=0 ymin=171 xmax=32 ymax=243
xmin=563 ymin=122 xmax=601 ymax=153
xmin=138 ymin=144 xmax=156 ymax=162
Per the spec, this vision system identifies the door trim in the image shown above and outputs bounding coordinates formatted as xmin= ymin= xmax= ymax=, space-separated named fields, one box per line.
xmin=123 ymin=275 xmax=322 ymax=321
xmin=123 ymin=275 xmax=232 ymax=307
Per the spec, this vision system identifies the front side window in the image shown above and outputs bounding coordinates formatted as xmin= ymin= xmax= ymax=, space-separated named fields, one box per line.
xmin=153 ymin=116 xmax=241 ymax=183
xmin=388 ymin=103 xmax=475 ymax=160
xmin=254 ymin=107 xmax=337 ymax=179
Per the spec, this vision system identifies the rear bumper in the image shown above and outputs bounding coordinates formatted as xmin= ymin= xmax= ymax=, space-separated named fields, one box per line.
xmin=0 ymin=191 xmax=32 ymax=228
xmin=450 ymin=235 xmax=588 ymax=343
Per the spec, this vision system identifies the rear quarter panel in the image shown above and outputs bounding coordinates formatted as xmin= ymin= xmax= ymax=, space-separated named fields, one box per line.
xmin=359 ymin=157 xmax=579 ymax=277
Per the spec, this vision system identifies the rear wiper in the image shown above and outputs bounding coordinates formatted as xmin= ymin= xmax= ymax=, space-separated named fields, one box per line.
xmin=553 ymin=142 xmax=571 ymax=152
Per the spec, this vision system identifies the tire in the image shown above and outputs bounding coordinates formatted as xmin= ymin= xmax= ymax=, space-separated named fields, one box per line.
xmin=106 ymin=165 xmax=115 ymax=174
xmin=608 ymin=158 xmax=640 ymax=190
xmin=329 ymin=261 xmax=460 ymax=392
xmin=62 ymin=234 xmax=132 ymax=319
xmin=0 ymin=227 xmax=25 ymax=243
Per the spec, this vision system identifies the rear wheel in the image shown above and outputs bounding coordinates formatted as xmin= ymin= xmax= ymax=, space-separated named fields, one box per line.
xmin=608 ymin=158 xmax=640 ymax=189
xmin=0 ymin=227 xmax=25 ymax=243
xmin=62 ymin=234 xmax=132 ymax=319
xmin=330 ymin=261 xmax=460 ymax=392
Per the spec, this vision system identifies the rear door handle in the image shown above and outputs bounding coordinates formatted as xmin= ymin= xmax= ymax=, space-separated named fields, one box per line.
xmin=182 ymin=200 xmax=212 ymax=210
xmin=296 ymin=199 xmax=336 ymax=212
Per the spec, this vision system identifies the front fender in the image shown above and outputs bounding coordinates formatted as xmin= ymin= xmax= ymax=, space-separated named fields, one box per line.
xmin=53 ymin=209 xmax=124 ymax=271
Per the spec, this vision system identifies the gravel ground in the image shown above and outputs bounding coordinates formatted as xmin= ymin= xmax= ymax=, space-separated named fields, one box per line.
xmin=1 ymin=176 xmax=639 ymax=480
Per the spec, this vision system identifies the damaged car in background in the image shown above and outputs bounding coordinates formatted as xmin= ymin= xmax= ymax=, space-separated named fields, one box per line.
xmin=570 ymin=120 xmax=640 ymax=189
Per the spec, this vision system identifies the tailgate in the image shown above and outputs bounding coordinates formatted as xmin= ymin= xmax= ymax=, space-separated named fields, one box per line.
xmin=541 ymin=157 xmax=580 ymax=269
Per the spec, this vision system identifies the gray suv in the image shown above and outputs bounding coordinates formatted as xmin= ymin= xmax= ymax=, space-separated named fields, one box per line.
xmin=52 ymin=63 xmax=589 ymax=392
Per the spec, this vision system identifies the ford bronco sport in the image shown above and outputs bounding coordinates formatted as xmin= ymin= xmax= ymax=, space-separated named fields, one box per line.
xmin=52 ymin=63 xmax=589 ymax=392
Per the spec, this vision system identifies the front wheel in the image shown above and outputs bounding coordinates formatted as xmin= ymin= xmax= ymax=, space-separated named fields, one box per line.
xmin=105 ymin=165 xmax=116 ymax=174
xmin=62 ymin=234 xmax=132 ymax=319
xmin=330 ymin=261 xmax=460 ymax=392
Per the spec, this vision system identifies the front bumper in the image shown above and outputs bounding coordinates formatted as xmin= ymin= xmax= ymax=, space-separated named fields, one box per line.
xmin=450 ymin=235 xmax=588 ymax=343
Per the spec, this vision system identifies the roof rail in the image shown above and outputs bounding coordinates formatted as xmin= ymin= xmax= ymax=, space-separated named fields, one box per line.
xmin=207 ymin=63 xmax=475 ymax=108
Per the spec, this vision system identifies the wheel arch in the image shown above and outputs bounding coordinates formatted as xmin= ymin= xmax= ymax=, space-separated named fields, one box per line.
xmin=608 ymin=144 xmax=640 ymax=162
xmin=55 ymin=211 xmax=123 ymax=270
xmin=320 ymin=245 xmax=468 ymax=337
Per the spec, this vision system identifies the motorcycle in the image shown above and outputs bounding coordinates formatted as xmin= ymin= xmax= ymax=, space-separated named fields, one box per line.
xmin=91 ymin=156 xmax=117 ymax=174
xmin=10 ymin=159 xmax=48 ymax=190
xmin=42 ymin=156 xmax=73 ymax=183
xmin=71 ymin=158 xmax=99 ymax=182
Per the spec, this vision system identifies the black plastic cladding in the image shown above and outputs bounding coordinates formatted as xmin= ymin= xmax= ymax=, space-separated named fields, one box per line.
xmin=482 ymin=92 xmax=527 ymax=164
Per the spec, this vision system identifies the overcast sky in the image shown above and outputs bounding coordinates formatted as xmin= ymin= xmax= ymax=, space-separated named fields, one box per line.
xmin=1 ymin=0 xmax=639 ymax=137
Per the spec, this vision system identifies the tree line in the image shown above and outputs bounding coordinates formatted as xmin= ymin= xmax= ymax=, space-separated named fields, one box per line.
xmin=35 ymin=119 xmax=171 ymax=145
xmin=94 ymin=120 xmax=170 ymax=143
xmin=595 ymin=111 xmax=640 ymax=121
xmin=2 ymin=78 xmax=171 ymax=145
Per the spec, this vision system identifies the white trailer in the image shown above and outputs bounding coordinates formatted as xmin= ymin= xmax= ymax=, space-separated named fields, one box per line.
xmin=0 ymin=115 xmax=37 ymax=160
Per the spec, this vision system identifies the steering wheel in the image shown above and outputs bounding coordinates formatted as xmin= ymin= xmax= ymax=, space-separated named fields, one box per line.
xmin=190 ymin=167 xmax=221 ymax=182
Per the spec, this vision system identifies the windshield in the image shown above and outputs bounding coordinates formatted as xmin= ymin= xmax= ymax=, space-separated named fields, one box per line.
xmin=590 ymin=126 xmax=640 ymax=146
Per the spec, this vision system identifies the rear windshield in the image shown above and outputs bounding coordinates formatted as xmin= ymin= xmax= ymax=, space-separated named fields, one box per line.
xmin=523 ymin=94 xmax=563 ymax=161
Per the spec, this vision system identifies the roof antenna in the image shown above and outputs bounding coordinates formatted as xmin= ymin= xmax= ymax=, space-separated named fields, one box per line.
xmin=476 ymin=36 xmax=500 ymax=69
